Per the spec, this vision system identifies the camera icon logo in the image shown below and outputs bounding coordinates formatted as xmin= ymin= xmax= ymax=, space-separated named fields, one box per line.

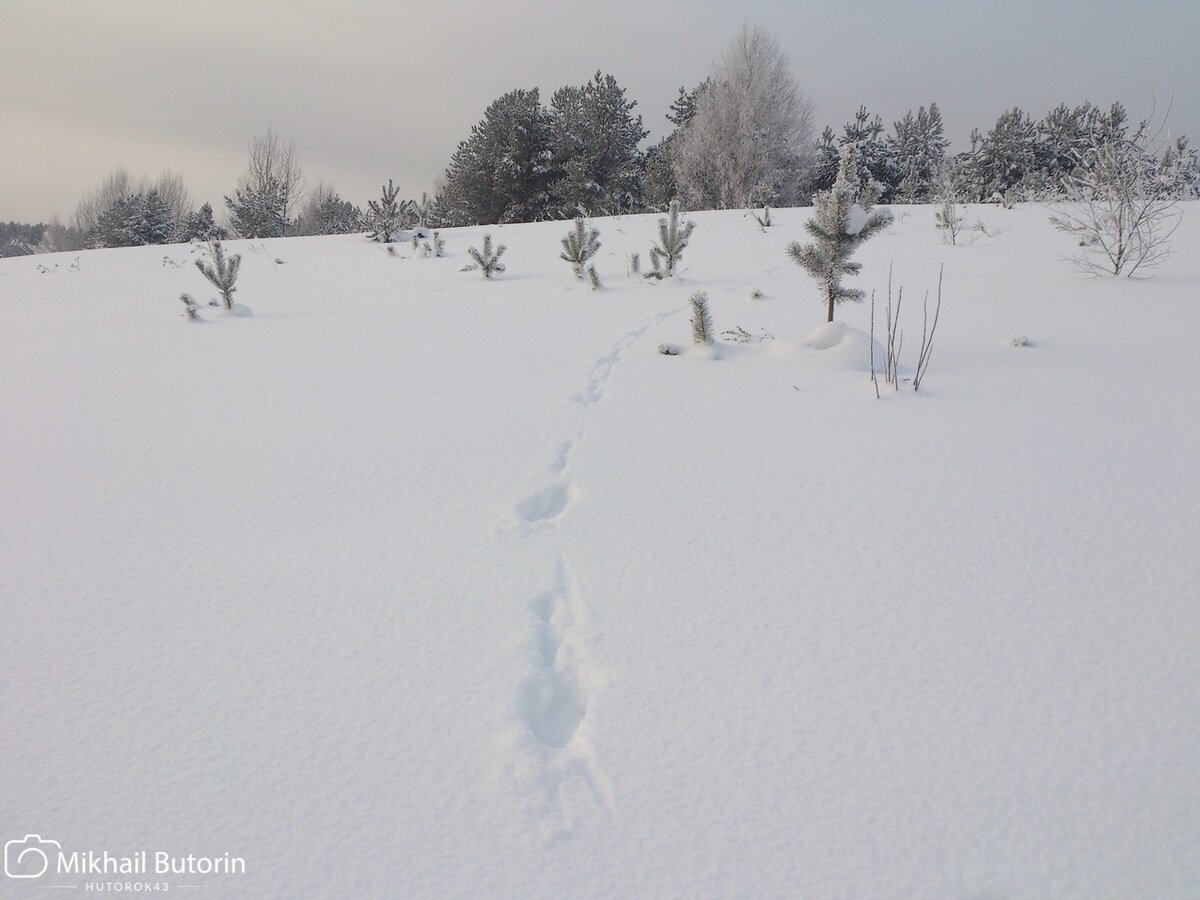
xmin=5 ymin=835 xmax=61 ymax=879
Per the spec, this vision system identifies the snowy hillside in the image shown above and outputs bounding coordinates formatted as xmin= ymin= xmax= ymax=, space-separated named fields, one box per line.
xmin=2 ymin=205 xmax=1198 ymax=898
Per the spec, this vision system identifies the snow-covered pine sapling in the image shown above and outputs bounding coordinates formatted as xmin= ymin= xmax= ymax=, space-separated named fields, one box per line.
xmin=560 ymin=218 xmax=601 ymax=287
xmin=194 ymin=241 xmax=241 ymax=310
xmin=411 ymin=232 xmax=420 ymax=252
xmin=645 ymin=200 xmax=695 ymax=280
xmin=468 ymin=234 xmax=506 ymax=278
xmin=427 ymin=231 xmax=445 ymax=257
xmin=179 ymin=292 xmax=200 ymax=321
xmin=629 ymin=252 xmax=640 ymax=276
xmin=751 ymin=205 xmax=772 ymax=229
xmin=367 ymin=179 xmax=404 ymax=243
xmin=786 ymin=146 xmax=893 ymax=322
xmin=690 ymin=291 xmax=714 ymax=345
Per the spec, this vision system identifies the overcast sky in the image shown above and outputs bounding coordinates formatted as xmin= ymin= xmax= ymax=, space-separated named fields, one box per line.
xmin=2 ymin=0 xmax=1197 ymax=223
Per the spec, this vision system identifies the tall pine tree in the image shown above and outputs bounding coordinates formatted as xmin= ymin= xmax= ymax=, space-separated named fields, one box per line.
xmin=438 ymin=88 xmax=554 ymax=225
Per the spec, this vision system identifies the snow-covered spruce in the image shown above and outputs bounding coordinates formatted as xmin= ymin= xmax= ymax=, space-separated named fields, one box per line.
xmin=787 ymin=147 xmax=892 ymax=322
xmin=645 ymin=200 xmax=695 ymax=280
xmin=467 ymin=234 xmax=506 ymax=278
xmin=194 ymin=241 xmax=242 ymax=312
xmin=560 ymin=218 xmax=601 ymax=285
xmin=690 ymin=291 xmax=714 ymax=345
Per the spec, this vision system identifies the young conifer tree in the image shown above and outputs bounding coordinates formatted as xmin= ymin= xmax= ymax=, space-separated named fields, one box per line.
xmin=690 ymin=291 xmax=714 ymax=344
xmin=367 ymin=179 xmax=405 ymax=243
xmin=560 ymin=217 xmax=601 ymax=286
xmin=787 ymin=147 xmax=892 ymax=322
xmin=645 ymin=200 xmax=696 ymax=279
xmin=468 ymin=233 xmax=506 ymax=278
xmin=194 ymin=241 xmax=242 ymax=310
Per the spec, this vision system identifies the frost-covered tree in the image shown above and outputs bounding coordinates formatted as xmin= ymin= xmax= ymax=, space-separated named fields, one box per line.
xmin=182 ymin=203 xmax=227 ymax=242
xmin=973 ymin=107 xmax=1040 ymax=200
xmin=75 ymin=170 xmax=193 ymax=246
xmin=366 ymin=179 xmax=409 ymax=242
xmin=690 ymin=291 xmax=714 ymax=344
xmin=225 ymin=127 xmax=304 ymax=238
xmin=889 ymin=104 xmax=949 ymax=201
xmin=549 ymin=72 xmax=648 ymax=216
xmin=645 ymin=200 xmax=695 ymax=279
xmin=467 ymin=233 xmax=506 ymax=278
xmin=0 ymin=222 xmax=44 ymax=257
xmin=673 ymin=25 xmax=815 ymax=209
xmin=814 ymin=106 xmax=904 ymax=200
xmin=295 ymin=183 xmax=363 ymax=235
xmin=194 ymin=241 xmax=242 ymax=309
xmin=438 ymin=88 xmax=554 ymax=225
xmin=560 ymin=217 xmax=601 ymax=285
xmin=90 ymin=189 xmax=178 ymax=247
xmin=787 ymin=148 xmax=893 ymax=322
xmin=643 ymin=82 xmax=710 ymax=210
xmin=1050 ymin=116 xmax=1184 ymax=276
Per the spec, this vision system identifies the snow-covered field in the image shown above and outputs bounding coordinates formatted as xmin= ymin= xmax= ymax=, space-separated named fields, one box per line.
xmin=2 ymin=205 xmax=1198 ymax=898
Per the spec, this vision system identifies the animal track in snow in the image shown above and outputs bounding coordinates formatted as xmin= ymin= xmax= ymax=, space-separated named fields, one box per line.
xmin=519 ymin=565 xmax=592 ymax=750
xmin=550 ymin=440 xmax=574 ymax=475
xmin=572 ymin=307 xmax=686 ymax=404
xmin=515 ymin=481 xmax=574 ymax=524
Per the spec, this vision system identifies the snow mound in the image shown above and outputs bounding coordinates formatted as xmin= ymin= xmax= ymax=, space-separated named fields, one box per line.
xmin=220 ymin=303 xmax=253 ymax=317
xmin=801 ymin=320 xmax=880 ymax=371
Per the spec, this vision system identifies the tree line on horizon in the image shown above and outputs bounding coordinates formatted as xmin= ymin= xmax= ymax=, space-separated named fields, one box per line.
xmin=3 ymin=24 xmax=1198 ymax=258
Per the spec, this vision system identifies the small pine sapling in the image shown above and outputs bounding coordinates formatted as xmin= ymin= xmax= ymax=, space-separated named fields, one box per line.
xmin=179 ymin=292 xmax=200 ymax=321
xmin=690 ymin=291 xmax=714 ymax=344
xmin=645 ymin=200 xmax=696 ymax=280
xmin=427 ymin=231 xmax=445 ymax=257
xmin=629 ymin=252 xmax=640 ymax=276
xmin=468 ymin=234 xmax=506 ymax=278
xmin=751 ymin=206 xmax=772 ymax=229
xmin=194 ymin=241 xmax=242 ymax=310
xmin=560 ymin=218 xmax=601 ymax=285
xmin=786 ymin=147 xmax=893 ymax=322
xmin=587 ymin=265 xmax=601 ymax=290
xmin=367 ymin=179 xmax=404 ymax=243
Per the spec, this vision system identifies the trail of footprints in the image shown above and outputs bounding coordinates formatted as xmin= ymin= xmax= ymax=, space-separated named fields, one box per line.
xmin=510 ymin=312 xmax=683 ymax=820
xmin=519 ymin=563 xmax=590 ymax=750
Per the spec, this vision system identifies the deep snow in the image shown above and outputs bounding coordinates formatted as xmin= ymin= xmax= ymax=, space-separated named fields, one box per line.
xmin=1 ymin=205 xmax=1198 ymax=898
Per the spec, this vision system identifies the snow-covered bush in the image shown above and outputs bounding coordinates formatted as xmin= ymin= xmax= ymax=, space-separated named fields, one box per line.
xmin=194 ymin=241 xmax=241 ymax=311
xmin=560 ymin=218 xmax=601 ymax=287
xmin=1049 ymin=118 xmax=1184 ymax=276
xmin=468 ymin=234 xmax=506 ymax=278
xmin=690 ymin=292 xmax=714 ymax=345
xmin=645 ymin=200 xmax=695 ymax=280
xmin=787 ymin=147 xmax=892 ymax=322
xmin=935 ymin=197 xmax=967 ymax=245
